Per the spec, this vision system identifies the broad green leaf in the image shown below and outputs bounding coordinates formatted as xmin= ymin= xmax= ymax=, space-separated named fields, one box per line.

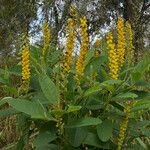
xmin=135 ymin=80 xmax=150 ymax=87
xmin=83 ymin=84 xmax=102 ymax=97
xmin=133 ymin=90 xmax=150 ymax=100
xmin=110 ymin=101 xmax=124 ymax=111
xmin=100 ymin=80 xmax=123 ymax=92
xmin=34 ymin=131 xmax=57 ymax=148
xmin=86 ymin=98 xmax=103 ymax=110
xmin=66 ymin=106 xmax=82 ymax=113
xmin=0 ymin=108 xmax=19 ymax=118
xmin=102 ymin=80 xmax=123 ymax=85
xmin=115 ymin=92 xmax=138 ymax=100
xmin=35 ymin=144 xmax=59 ymax=150
xmin=0 ymin=77 xmax=8 ymax=84
xmin=32 ymin=92 xmax=50 ymax=104
xmin=16 ymin=136 xmax=25 ymax=150
xmin=52 ymin=106 xmax=81 ymax=117
xmin=132 ymin=100 xmax=150 ymax=111
xmin=132 ymin=55 xmax=150 ymax=82
xmin=38 ymin=73 xmax=60 ymax=105
xmin=141 ymin=128 xmax=150 ymax=137
xmin=2 ymin=86 xmax=19 ymax=97
xmin=136 ymin=138 xmax=147 ymax=149
xmin=8 ymin=65 xmax=21 ymax=76
xmin=97 ymin=120 xmax=113 ymax=142
xmin=85 ymin=56 xmax=107 ymax=76
xmin=127 ymin=145 xmax=147 ymax=150
xmin=83 ymin=132 xmax=110 ymax=149
xmin=0 ymin=97 xmax=49 ymax=120
xmin=66 ymin=117 xmax=102 ymax=128
xmin=68 ymin=127 xmax=87 ymax=147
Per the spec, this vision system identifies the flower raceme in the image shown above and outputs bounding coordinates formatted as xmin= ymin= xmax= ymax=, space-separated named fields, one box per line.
xmin=117 ymin=17 xmax=125 ymax=68
xmin=21 ymin=33 xmax=30 ymax=89
xmin=42 ymin=20 xmax=50 ymax=56
xmin=107 ymin=32 xmax=119 ymax=80
xmin=125 ymin=21 xmax=134 ymax=66
xmin=94 ymin=39 xmax=101 ymax=49
xmin=94 ymin=39 xmax=101 ymax=57
xmin=117 ymin=102 xmax=135 ymax=150
xmin=75 ymin=16 xmax=89 ymax=82
xmin=64 ymin=18 xmax=76 ymax=74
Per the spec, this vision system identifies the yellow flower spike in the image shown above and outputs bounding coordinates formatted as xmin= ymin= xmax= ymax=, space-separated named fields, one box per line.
xmin=107 ymin=32 xmax=119 ymax=80
xmin=75 ymin=16 xmax=89 ymax=83
xmin=64 ymin=18 xmax=76 ymax=75
xmin=94 ymin=39 xmax=101 ymax=49
xmin=94 ymin=39 xmax=101 ymax=57
xmin=42 ymin=20 xmax=50 ymax=56
xmin=117 ymin=16 xmax=125 ymax=68
xmin=125 ymin=21 xmax=134 ymax=66
xmin=117 ymin=102 xmax=135 ymax=150
xmin=21 ymin=33 xmax=30 ymax=91
xmin=69 ymin=4 xmax=78 ymax=19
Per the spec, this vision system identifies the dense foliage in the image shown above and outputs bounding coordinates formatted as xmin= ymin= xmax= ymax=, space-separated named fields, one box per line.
xmin=0 ymin=13 xmax=150 ymax=150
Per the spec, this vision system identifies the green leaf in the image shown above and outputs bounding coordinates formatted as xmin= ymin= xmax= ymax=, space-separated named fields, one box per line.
xmin=97 ymin=120 xmax=113 ymax=142
xmin=85 ymin=56 xmax=107 ymax=76
xmin=38 ymin=73 xmax=60 ymax=105
xmin=83 ymin=84 xmax=102 ymax=97
xmin=136 ymin=138 xmax=147 ymax=149
xmin=66 ymin=117 xmax=102 ymax=128
xmin=52 ymin=106 xmax=81 ymax=117
xmin=0 ymin=77 xmax=8 ymax=84
xmin=133 ymin=90 xmax=150 ymax=100
xmin=68 ymin=127 xmax=87 ymax=147
xmin=86 ymin=98 xmax=103 ymax=110
xmin=132 ymin=55 xmax=150 ymax=82
xmin=109 ymin=101 xmax=124 ymax=111
xmin=0 ymin=97 xmax=49 ymax=120
xmin=102 ymin=80 xmax=123 ymax=85
xmin=132 ymin=100 xmax=150 ymax=111
xmin=100 ymin=80 xmax=123 ymax=92
xmin=16 ymin=136 xmax=25 ymax=150
xmin=115 ymin=92 xmax=138 ymax=100
xmin=34 ymin=131 xmax=57 ymax=148
xmin=8 ymin=65 xmax=22 ymax=76
xmin=83 ymin=132 xmax=110 ymax=149
xmin=35 ymin=144 xmax=59 ymax=150
xmin=141 ymin=128 xmax=150 ymax=137
xmin=66 ymin=106 xmax=82 ymax=113
xmin=0 ymin=108 xmax=19 ymax=118
xmin=135 ymin=80 xmax=150 ymax=87
xmin=2 ymin=86 xmax=18 ymax=97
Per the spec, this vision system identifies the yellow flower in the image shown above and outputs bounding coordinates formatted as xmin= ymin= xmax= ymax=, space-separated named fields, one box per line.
xmin=107 ymin=32 xmax=119 ymax=80
xmin=69 ymin=5 xmax=78 ymax=19
xmin=42 ymin=20 xmax=50 ymax=56
xmin=94 ymin=39 xmax=101 ymax=57
xmin=94 ymin=39 xmax=101 ymax=49
xmin=117 ymin=102 xmax=135 ymax=150
xmin=75 ymin=16 xmax=89 ymax=83
xmin=125 ymin=21 xmax=134 ymax=66
xmin=21 ymin=33 xmax=30 ymax=90
xmin=64 ymin=18 xmax=76 ymax=74
xmin=117 ymin=17 xmax=125 ymax=68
